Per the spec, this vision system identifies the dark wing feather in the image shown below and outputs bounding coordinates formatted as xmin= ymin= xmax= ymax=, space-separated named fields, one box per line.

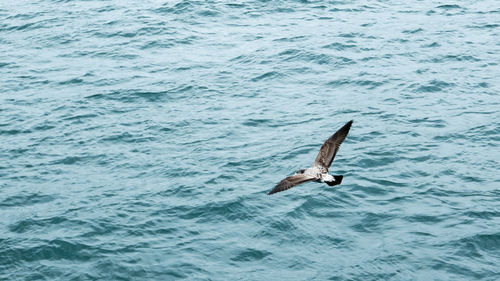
xmin=267 ymin=174 xmax=316 ymax=195
xmin=313 ymin=120 xmax=353 ymax=169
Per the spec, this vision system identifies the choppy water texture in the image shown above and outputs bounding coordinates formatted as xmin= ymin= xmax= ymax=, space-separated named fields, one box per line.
xmin=1 ymin=0 xmax=499 ymax=280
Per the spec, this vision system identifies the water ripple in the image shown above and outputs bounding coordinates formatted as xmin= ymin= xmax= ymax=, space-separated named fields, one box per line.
xmin=1 ymin=0 xmax=498 ymax=279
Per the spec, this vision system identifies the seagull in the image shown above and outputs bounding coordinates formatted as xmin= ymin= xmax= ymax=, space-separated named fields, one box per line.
xmin=267 ymin=120 xmax=353 ymax=195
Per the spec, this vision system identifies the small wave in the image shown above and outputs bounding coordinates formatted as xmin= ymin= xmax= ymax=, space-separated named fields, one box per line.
xmin=322 ymin=42 xmax=357 ymax=50
xmin=58 ymin=78 xmax=84 ymax=85
xmin=450 ymin=232 xmax=500 ymax=256
xmin=231 ymin=248 xmax=271 ymax=262
xmin=350 ymin=212 xmax=395 ymax=233
xmin=0 ymin=239 xmax=97 ymax=262
xmin=0 ymin=193 xmax=56 ymax=208
xmin=327 ymin=79 xmax=383 ymax=89
xmin=179 ymin=197 xmax=259 ymax=222
xmin=422 ymin=42 xmax=440 ymax=48
xmin=426 ymin=55 xmax=481 ymax=63
xmin=412 ymin=80 xmax=454 ymax=93
xmin=86 ymin=86 xmax=195 ymax=103
xmin=355 ymin=155 xmax=400 ymax=169
xmin=197 ymin=9 xmax=220 ymax=17
xmin=436 ymin=4 xmax=462 ymax=10
xmin=241 ymin=118 xmax=273 ymax=127
xmin=273 ymin=35 xmax=307 ymax=43
xmin=251 ymin=71 xmax=284 ymax=82
xmin=155 ymin=1 xmax=197 ymax=14
xmin=0 ymin=129 xmax=32 ymax=136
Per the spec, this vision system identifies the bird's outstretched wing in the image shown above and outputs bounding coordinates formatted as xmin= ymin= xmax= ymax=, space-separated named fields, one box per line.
xmin=267 ymin=174 xmax=316 ymax=195
xmin=313 ymin=120 xmax=353 ymax=169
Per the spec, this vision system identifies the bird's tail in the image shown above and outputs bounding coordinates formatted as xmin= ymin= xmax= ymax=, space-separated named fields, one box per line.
xmin=325 ymin=175 xmax=343 ymax=186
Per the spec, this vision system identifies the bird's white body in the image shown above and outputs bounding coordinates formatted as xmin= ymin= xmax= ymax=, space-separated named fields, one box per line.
xmin=321 ymin=173 xmax=335 ymax=182
xmin=299 ymin=166 xmax=335 ymax=182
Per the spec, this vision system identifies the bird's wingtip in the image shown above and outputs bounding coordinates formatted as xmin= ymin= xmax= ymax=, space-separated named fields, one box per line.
xmin=342 ymin=120 xmax=353 ymax=129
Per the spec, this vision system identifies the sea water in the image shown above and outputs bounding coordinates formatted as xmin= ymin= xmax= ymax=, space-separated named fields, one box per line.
xmin=1 ymin=1 xmax=499 ymax=280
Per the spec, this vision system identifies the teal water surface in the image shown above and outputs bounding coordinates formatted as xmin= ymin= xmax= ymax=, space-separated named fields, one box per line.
xmin=1 ymin=0 xmax=499 ymax=280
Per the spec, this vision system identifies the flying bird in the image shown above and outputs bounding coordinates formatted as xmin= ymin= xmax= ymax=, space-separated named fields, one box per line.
xmin=268 ymin=120 xmax=353 ymax=195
